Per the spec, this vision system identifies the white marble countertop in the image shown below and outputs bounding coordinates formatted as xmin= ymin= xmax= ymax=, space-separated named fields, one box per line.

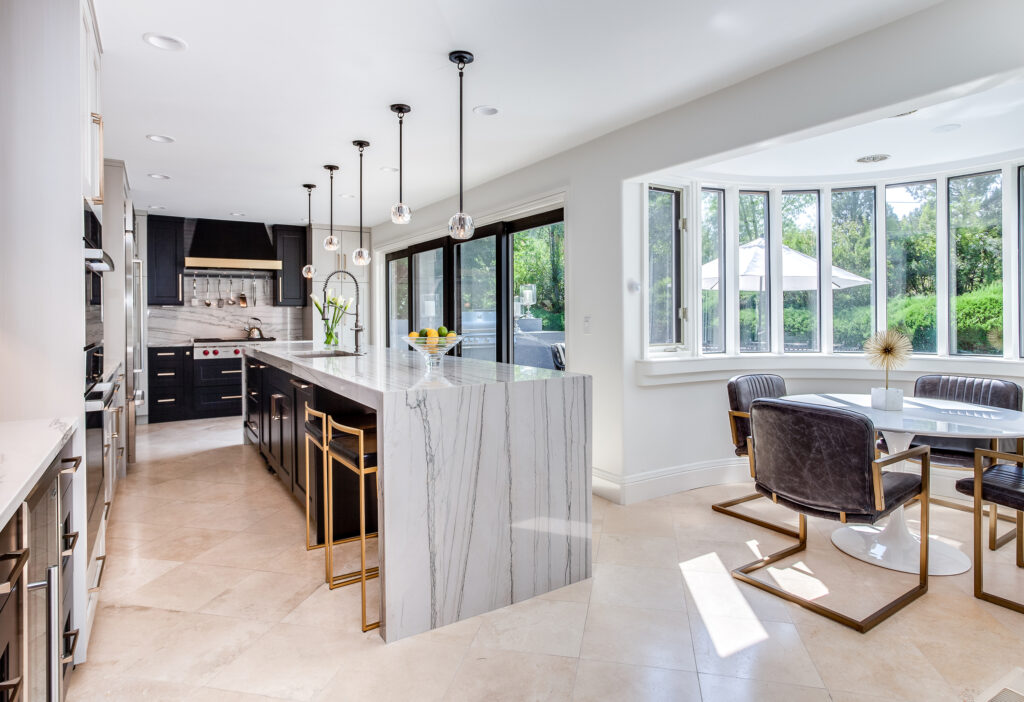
xmin=0 ymin=416 xmax=78 ymax=526
xmin=249 ymin=341 xmax=582 ymax=409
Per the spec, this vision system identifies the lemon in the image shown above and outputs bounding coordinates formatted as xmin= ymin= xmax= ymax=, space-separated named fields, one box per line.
xmin=426 ymin=328 xmax=439 ymax=338
xmin=408 ymin=331 xmax=419 ymax=338
xmin=446 ymin=332 xmax=457 ymax=339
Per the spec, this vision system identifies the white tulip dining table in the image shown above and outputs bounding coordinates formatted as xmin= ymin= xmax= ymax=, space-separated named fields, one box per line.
xmin=781 ymin=393 xmax=1024 ymax=576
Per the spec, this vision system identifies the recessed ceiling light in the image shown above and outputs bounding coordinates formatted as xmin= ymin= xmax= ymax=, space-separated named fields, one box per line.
xmin=148 ymin=173 xmax=171 ymax=179
xmin=379 ymin=166 xmax=399 ymax=173
xmin=143 ymin=33 xmax=188 ymax=51
xmin=932 ymin=123 xmax=962 ymax=133
xmin=473 ymin=105 xmax=499 ymax=116
xmin=230 ymin=212 xmax=246 ymax=217
xmin=889 ymin=109 xmax=917 ymax=118
xmin=146 ymin=134 xmax=175 ymax=143
xmin=856 ymin=154 xmax=890 ymax=164
xmin=148 ymin=205 xmax=166 ymax=210
xmin=339 ymin=193 xmax=356 ymax=199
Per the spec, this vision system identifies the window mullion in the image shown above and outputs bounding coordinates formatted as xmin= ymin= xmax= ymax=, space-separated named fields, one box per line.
xmin=1002 ymin=164 xmax=1018 ymax=359
xmin=936 ymin=177 xmax=951 ymax=357
xmin=875 ymin=183 xmax=887 ymax=333
xmin=768 ymin=188 xmax=784 ymax=354
xmin=724 ymin=186 xmax=740 ymax=355
xmin=820 ymin=188 xmax=834 ymax=354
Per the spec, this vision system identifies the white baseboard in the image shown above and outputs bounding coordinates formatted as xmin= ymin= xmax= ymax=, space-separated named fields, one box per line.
xmin=593 ymin=457 xmax=753 ymax=505
xmin=593 ymin=458 xmax=974 ymax=507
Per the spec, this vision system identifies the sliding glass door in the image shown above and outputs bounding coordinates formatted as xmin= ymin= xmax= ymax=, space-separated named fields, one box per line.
xmin=386 ymin=208 xmax=565 ymax=369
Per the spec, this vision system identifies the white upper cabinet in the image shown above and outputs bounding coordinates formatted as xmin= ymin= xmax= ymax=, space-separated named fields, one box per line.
xmin=81 ymin=0 xmax=102 ymax=205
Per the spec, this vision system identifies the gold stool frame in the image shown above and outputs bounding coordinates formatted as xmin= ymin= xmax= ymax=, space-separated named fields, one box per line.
xmin=325 ymin=415 xmax=381 ymax=632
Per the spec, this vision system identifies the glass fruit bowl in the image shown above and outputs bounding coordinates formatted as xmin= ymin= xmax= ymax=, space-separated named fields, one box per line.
xmin=403 ymin=334 xmax=464 ymax=373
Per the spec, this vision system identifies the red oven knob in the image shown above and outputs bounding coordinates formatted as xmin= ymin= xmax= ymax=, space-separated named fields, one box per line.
xmin=213 ymin=349 xmax=220 ymax=356
xmin=203 ymin=350 xmax=210 ymax=356
xmin=234 ymin=348 xmax=240 ymax=355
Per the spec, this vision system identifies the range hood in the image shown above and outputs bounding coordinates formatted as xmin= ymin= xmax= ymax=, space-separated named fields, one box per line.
xmin=84 ymin=248 xmax=115 ymax=272
xmin=185 ymin=218 xmax=282 ymax=270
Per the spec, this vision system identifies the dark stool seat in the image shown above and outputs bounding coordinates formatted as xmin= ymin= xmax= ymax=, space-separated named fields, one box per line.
xmin=956 ymin=463 xmax=1024 ymax=511
xmin=328 ymin=433 xmax=377 ymax=468
xmin=304 ymin=419 xmax=324 ymax=445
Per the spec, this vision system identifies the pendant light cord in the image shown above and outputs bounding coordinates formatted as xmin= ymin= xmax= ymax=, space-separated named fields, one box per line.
xmin=398 ymin=114 xmax=404 ymax=203
xmin=329 ymin=169 xmax=334 ymax=238
xmin=458 ymin=61 xmax=465 ymax=212
xmin=358 ymin=145 xmax=364 ymax=249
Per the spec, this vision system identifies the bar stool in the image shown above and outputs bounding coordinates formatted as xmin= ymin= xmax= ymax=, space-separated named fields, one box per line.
xmin=325 ymin=414 xmax=380 ymax=632
xmin=302 ymin=404 xmax=329 ymax=552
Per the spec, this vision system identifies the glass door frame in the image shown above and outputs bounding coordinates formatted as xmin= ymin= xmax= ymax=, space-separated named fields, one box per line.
xmin=384 ymin=207 xmax=565 ymax=365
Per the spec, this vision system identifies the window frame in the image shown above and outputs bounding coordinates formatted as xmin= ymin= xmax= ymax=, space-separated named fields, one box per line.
xmin=700 ymin=187 xmax=727 ymax=355
xmin=737 ymin=189 xmax=771 ymax=354
xmin=947 ymin=169 xmax=1004 ymax=357
xmin=779 ymin=189 xmax=822 ymax=353
xmin=646 ymin=186 xmax=684 ymax=348
xmin=384 ymin=208 xmax=564 ymax=366
xmin=829 ymin=185 xmax=877 ymax=353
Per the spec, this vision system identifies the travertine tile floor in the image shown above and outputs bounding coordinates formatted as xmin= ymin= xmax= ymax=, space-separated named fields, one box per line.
xmin=68 ymin=417 xmax=1024 ymax=701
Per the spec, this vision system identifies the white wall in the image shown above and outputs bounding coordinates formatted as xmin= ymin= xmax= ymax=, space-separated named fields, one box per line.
xmin=0 ymin=0 xmax=86 ymax=423
xmin=372 ymin=0 xmax=1024 ymax=503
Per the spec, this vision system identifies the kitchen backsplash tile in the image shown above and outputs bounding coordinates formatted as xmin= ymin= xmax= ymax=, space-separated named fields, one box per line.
xmin=147 ymin=303 xmax=306 ymax=346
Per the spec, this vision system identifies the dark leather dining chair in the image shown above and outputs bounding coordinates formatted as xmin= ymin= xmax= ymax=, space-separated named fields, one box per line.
xmin=733 ymin=398 xmax=930 ymax=633
xmin=955 ymin=447 xmax=1024 ymax=614
xmin=877 ymin=374 xmax=1023 ymax=550
xmin=712 ymin=374 xmax=799 ymax=538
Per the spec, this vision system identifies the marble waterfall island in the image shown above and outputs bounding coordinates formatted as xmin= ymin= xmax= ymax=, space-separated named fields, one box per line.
xmin=248 ymin=341 xmax=592 ymax=642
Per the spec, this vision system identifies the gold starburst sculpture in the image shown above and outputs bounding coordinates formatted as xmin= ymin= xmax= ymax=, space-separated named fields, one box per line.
xmin=864 ymin=329 xmax=912 ymax=389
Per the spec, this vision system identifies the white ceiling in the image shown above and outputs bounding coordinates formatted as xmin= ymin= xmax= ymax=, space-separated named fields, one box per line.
xmin=696 ymin=74 xmax=1024 ymax=182
xmin=95 ymin=0 xmax=940 ymax=227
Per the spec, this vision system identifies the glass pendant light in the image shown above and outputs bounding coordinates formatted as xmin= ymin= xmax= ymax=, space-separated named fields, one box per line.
xmin=390 ymin=104 xmax=412 ymax=224
xmin=301 ymin=183 xmax=317 ymax=278
xmin=322 ymin=165 xmax=340 ymax=251
xmin=448 ymin=50 xmax=475 ymax=240
xmin=352 ymin=140 xmax=371 ymax=265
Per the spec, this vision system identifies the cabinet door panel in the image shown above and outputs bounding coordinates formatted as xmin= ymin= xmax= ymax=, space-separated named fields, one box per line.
xmin=274 ymin=226 xmax=307 ymax=307
xmin=147 ymin=216 xmax=185 ymax=305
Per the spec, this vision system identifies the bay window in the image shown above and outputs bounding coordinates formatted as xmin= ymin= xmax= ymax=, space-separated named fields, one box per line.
xmin=831 ymin=187 xmax=875 ymax=352
xmin=738 ymin=191 xmax=770 ymax=352
xmin=885 ymin=181 xmax=937 ymax=353
xmin=701 ymin=188 xmax=725 ymax=353
xmin=948 ymin=171 xmax=1002 ymax=355
xmin=781 ymin=191 xmax=820 ymax=352
xmin=647 ymin=187 xmax=681 ymax=346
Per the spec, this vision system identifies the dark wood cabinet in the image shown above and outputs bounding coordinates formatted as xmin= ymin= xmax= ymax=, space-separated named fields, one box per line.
xmin=148 ymin=347 xmax=192 ymax=423
xmin=147 ymin=215 xmax=185 ymax=306
xmin=273 ymin=225 xmax=307 ymax=307
xmin=244 ymin=358 xmax=263 ymax=444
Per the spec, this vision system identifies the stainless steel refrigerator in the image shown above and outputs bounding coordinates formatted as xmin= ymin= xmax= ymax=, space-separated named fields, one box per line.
xmin=124 ymin=204 xmax=143 ymax=462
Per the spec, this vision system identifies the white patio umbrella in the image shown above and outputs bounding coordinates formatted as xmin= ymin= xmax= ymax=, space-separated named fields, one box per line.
xmin=701 ymin=237 xmax=871 ymax=291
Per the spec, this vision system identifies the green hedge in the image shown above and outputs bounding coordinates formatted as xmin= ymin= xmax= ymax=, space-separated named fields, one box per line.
xmin=735 ymin=283 xmax=1002 ymax=353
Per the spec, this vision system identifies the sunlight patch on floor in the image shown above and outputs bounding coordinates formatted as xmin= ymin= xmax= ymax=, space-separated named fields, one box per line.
xmin=680 ymin=551 xmax=769 ymax=657
xmin=766 ymin=560 xmax=830 ymax=600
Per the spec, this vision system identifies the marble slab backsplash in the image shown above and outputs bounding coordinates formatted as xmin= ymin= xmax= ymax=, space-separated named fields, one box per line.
xmin=147 ymin=304 xmax=307 ymax=346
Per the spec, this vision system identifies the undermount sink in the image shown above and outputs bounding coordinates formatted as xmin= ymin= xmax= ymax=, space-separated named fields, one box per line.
xmin=293 ymin=349 xmax=362 ymax=358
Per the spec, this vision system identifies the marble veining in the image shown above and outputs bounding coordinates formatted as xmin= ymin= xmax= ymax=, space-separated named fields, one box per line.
xmin=253 ymin=341 xmax=592 ymax=641
xmin=147 ymin=305 xmax=305 ymax=347
xmin=0 ymin=416 xmax=78 ymax=526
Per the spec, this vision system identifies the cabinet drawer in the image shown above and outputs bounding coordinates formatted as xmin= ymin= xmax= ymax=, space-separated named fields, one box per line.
xmin=149 ymin=388 xmax=184 ymax=423
xmin=194 ymin=385 xmax=244 ymax=416
xmin=148 ymin=347 xmax=186 ymax=365
xmin=194 ymin=359 xmax=243 ymax=386
xmin=150 ymin=367 xmax=183 ymax=387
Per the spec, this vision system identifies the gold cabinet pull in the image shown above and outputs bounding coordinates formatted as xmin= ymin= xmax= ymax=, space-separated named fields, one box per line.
xmin=155 ymin=352 xmax=176 ymax=357
xmin=61 ymin=532 xmax=79 ymax=558
xmin=156 ymin=372 xmax=175 ymax=377
xmin=60 ymin=456 xmax=82 ymax=474
xmin=61 ymin=629 xmax=80 ymax=664
xmin=89 ymin=555 xmax=107 ymax=593
xmin=178 ymin=273 xmax=183 ymax=301
xmin=289 ymin=378 xmax=310 ymax=390
xmin=220 ymin=395 xmax=242 ymax=400
xmin=90 ymin=112 xmax=104 ymax=204
xmin=278 ymin=277 xmax=283 ymax=302
xmin=221 ymin=369 xmax=242 ymax=374
xmin=156 ymin=398 xmax=175 ymax=404
xmin=0 ymin=548 xmax=30 ymax=595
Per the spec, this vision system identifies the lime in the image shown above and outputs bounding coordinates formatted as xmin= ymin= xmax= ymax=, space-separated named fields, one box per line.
xmin=418 ymin=328 xmax=429 ymax=337
xmin=437 ymin=325 xmax=449 ymax=337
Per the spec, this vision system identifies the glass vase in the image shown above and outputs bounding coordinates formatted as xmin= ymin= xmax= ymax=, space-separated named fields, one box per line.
xmin=324 ymin=329 xmax=340 ymax=346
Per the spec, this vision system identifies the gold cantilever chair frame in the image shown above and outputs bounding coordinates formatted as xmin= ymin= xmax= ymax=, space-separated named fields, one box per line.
xmin=303 ymin=403 xmax=328 ymax=552
xmin=732 ymin=438 xmax=931 ymax=634
xmin=899 ymin=437 xmax=1022 ymax=552
xmin=710 ymin=411 xmax=800 ymax=539
xmin=325 ymin=416 xmax=380 ymax=632
xmin=970 ymin=448 xmax=1024 ymax=615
